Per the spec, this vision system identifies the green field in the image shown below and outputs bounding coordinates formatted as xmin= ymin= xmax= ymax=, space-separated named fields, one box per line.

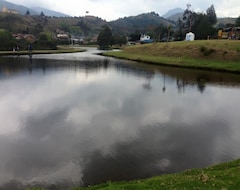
xmin=105 ymin=40 xmax=240 ymax=73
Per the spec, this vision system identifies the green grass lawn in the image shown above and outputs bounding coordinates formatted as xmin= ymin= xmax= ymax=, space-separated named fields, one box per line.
xmin=105 ymin=40 xmax=240 ymax=73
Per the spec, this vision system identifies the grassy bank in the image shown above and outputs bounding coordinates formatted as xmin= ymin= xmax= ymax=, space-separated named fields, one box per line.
xmin=105 ymin=40 xmax=240 ymax=73
xmin=73 ymin=159 xmax=240 ymax=190
xmin=0 ymin=45 xmax=85 ymax=56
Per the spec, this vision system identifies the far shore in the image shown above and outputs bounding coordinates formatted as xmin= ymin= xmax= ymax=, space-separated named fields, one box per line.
xmin=0 ymin=45 xmax=86 ymax=56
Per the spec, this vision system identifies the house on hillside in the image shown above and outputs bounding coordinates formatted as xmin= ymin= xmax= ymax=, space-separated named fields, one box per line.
xmin=56 ymin=29 xmax=70 ymax=44
xmin=12 ymin=34 xmax=36 ymax=43
xmin=24 ymin=34 xmax=36 ymax=43
xmin=71 ymin=35 xmax=84 ymax=44
xmin=1 ymin=7 xmax=19 ymax=14
xmin=56 ymin=29 xmax=70 ymax=40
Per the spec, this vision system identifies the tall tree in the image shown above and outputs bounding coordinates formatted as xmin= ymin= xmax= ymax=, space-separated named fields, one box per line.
xmin=113 ymin=34 xmax=127 ymax=46
xmin=206 ymin=4 xmax=217 ymax=25
xmin=25 ymin=10 xmax=30 ymax=16
xmin=40 ymin=11 xmax=45 ymax=17
xmin=97 ymin=25 xmax=113 ymax=50
xmin=175 ymin=18 xmax=185 ymax=41
xmin=192 ymin=13 xmax=215 ymax=39
xmin=154 ymin=24 xmax=165 ymax=42
xmin=183 ymin=4 xmax=193 ymax=32
xmin=167 ymin=25 xmax=172 ymax=42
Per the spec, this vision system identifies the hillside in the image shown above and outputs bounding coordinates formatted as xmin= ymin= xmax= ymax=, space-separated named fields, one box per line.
xmin=215 ymin=17 xmax=237 ymax=28
xmin=46 ymin=15 xmax=106 ymax=36
xmin=0 ymin=12 xmax=106 ymax=37
xmin=0 ymin=13 xmax=37 ymax=33
xmin=109 ymin=12 xmax=176 ymax=34
xmin=0 ymin=11 xmax=177 ymax=38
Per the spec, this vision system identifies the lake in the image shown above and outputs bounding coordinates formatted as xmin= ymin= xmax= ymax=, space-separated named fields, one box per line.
xmin=0 ymin=48 xmax=240 ymax=189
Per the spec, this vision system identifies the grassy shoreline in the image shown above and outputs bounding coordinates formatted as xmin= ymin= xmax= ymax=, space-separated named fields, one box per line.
xmin=73 ymin=159 xmax=240 ymax=190
xmin=0 ymin=45 xmax=85 ymax=56
xmin=104 ymin=40 xmax=240 ymax=73
xmin=24 ymin=159 xmax=240 ymax=189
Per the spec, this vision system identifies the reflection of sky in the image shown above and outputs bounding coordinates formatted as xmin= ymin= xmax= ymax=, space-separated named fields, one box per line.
xmin=0 ymin=61 xmax=240 ymax=188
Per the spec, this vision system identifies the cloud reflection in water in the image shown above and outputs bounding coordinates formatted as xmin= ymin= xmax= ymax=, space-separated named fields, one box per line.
xmin=0 ymin=58 xmax=240 ymax=189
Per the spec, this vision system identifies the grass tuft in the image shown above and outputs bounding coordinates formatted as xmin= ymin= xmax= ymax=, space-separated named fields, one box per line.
xmin=200 ymin=46 xmax=216 ymax=56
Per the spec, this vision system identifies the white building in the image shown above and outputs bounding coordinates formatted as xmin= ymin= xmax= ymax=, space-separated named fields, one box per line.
xmin=185 ymin=32 xmax=195 ymax=41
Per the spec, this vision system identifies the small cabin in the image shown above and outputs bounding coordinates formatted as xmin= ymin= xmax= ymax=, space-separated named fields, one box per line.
xmin=185 ymin=32 xmax=195 ymax=41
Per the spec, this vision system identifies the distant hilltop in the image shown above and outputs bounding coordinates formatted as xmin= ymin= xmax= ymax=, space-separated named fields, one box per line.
xmin=162 ymin=8 xmax=184 ymax=18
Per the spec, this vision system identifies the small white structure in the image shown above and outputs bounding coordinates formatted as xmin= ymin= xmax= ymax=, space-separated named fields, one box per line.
xmin=185 ymin=32 xmax=195 ymax=41
xmin=140 ymin=34 xmax=153 ymax=43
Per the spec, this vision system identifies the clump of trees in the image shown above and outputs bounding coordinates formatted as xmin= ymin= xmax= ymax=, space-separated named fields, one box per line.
xmin=33 ymin=33 xmax=57 ymax=50
xmin=97 ymin=25 xmax=127 ymax=49
xmin=236 ymin=16 xmax=240 ymax=26
xmin=122 ymin=4 xmax=219 ymax=43
xmin=0 ymin=29 xmax=57 ymax=51
xmin=178 ymin=4 xmax=217 ymax=40
xmin=97 ymin=25 xmax=113 ymax=50
xmin=0 ymin=30 xmax=17 ymax=50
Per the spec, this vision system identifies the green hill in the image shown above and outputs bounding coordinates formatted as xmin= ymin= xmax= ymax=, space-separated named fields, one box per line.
xmin=109 ymin=12 xmax=176 ymax=34
xmin=0 ymin=11 xmax=177 ymax=39
xmin=0 ymin=13 xmax=106 ymax=36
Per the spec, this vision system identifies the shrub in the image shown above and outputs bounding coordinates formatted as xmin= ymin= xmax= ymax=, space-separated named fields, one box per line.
xmin=200 ymin=46 xmax=216 ymax=56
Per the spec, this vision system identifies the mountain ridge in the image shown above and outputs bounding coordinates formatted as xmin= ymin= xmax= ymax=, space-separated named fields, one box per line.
xmin=162 ymin=8 xmax=184 ymax=18
xmin=31 ymin=6 xmax=70 ymax=17
xmin=0 ymin=0 xmax=69 ymax=17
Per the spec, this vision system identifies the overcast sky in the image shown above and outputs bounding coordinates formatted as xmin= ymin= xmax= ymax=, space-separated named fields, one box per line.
xmin=7 ymin=0 xmax=240 ymax=21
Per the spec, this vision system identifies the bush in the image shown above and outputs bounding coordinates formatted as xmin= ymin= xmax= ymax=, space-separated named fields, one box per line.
xmin=33 ymin=34 xmax=57 ymax=50
xmin=0 ymin=30 xmax=17 ymax=51
xmin=200 ymin=46 xmax=216 ymax=56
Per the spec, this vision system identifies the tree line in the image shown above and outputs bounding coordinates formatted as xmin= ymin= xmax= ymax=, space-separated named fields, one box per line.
xmin=97 ymin=4 xmax=240 ymax=49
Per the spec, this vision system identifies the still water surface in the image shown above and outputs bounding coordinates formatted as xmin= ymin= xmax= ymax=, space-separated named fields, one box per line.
xmin=0 ymin=49 xmax=240 ymax=189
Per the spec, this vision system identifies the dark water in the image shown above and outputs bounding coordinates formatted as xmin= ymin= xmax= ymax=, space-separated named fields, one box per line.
xmin=0 ymin=50 xmax=240 ymax=189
